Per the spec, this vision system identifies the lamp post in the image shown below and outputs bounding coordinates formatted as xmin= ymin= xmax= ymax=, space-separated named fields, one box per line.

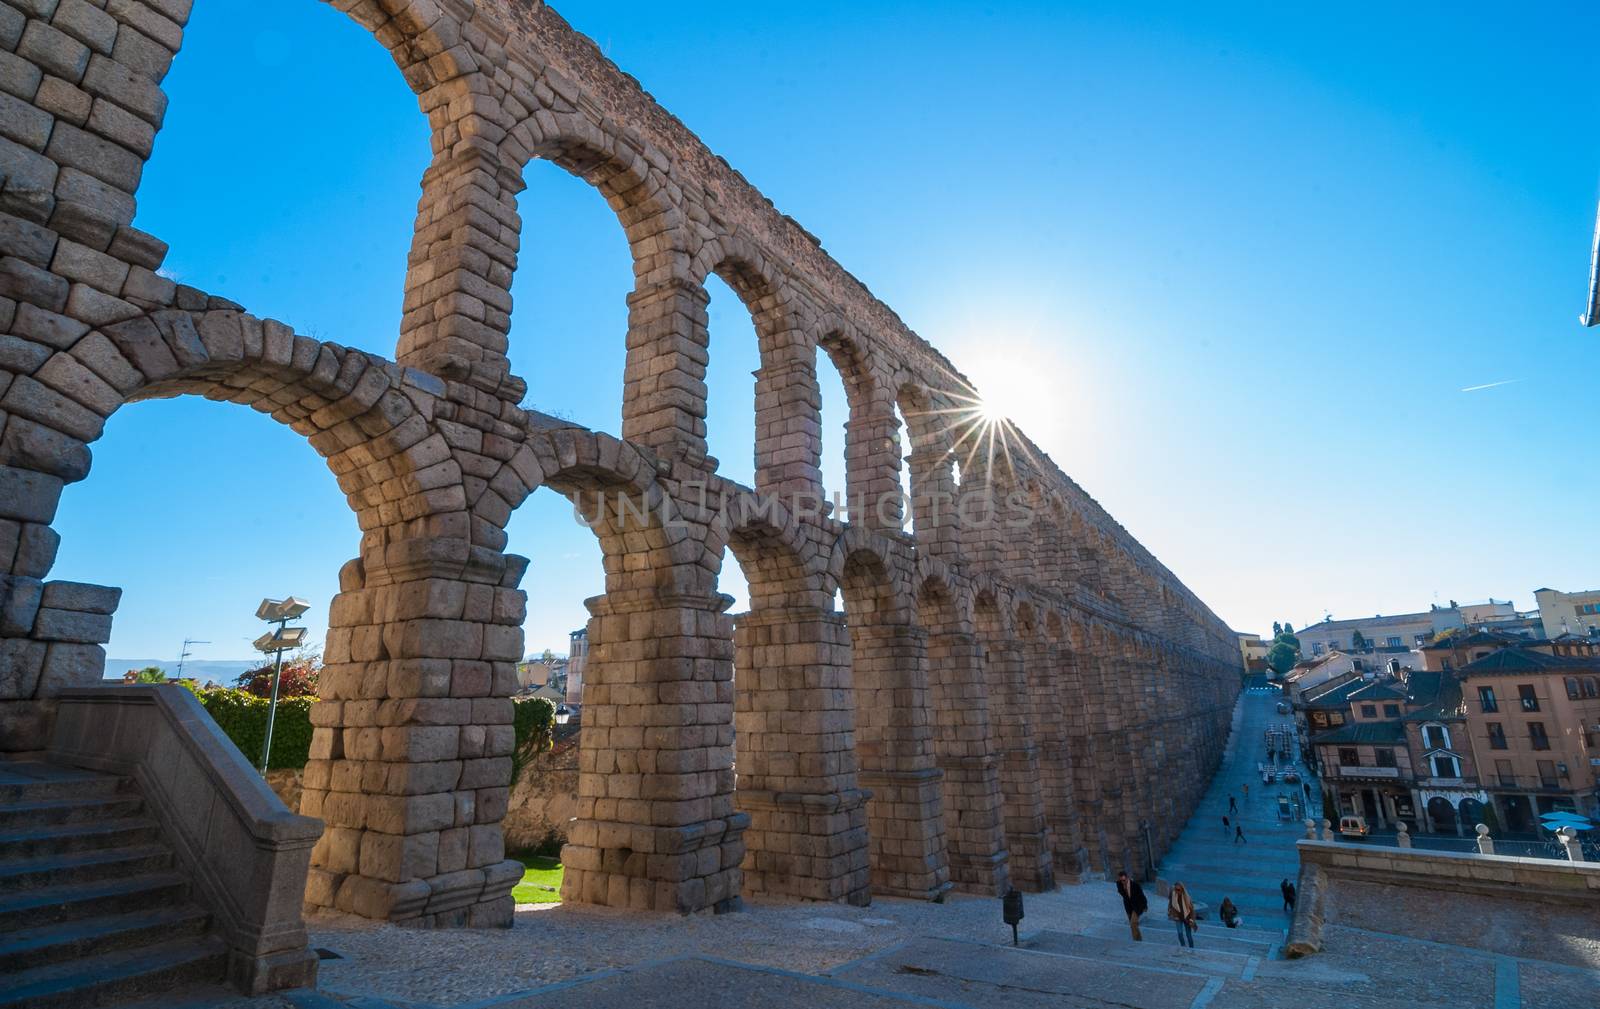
xmin=253 ymin=597 xmax=310 ymax=775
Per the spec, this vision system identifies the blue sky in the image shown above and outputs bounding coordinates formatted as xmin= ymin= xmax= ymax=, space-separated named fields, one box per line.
xmin=54 ymin=1 xmax=1600 ymax=666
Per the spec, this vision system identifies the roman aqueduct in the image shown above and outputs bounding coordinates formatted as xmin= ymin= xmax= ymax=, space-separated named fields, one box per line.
xmin=0 ymin=0 xmax=1240 ymax=926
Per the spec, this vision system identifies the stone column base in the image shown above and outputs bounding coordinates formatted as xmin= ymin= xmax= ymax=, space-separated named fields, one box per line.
xmin=561 ymin=812 xmax=748 ymax=913
xmin=1003 ymin=826 xmax=1056 ymax=892
xmin=737 ymin=788 xmax=872 ymax=904
xmin=936 ymin=753 xmax=1010 ymax=897
xmin=306 ymin=858 xmax=522 ymax=928
xmin=857 ymin=767 xmax=952 ymax=900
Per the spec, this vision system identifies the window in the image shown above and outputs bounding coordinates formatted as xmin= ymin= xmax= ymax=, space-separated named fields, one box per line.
xmin=1383 ymin=703 xmax=1401 ymax=718
xmin=1585 ymin=678 xmax=1599 ymax=699
xmin=1361 ymin=704 xmax=1378 ymax=718
xmin=1431 ymin=754 xmax=1460 ymax=778
xmin=1387 ymin=636 xmax=1402 ymax=647
xmin=1479 ymin=686 xmax=1498 ymax=713
xmin=1328 ymin=712 xmax=1346 ymax=726
xmin=1537 ymin=759 xmax=1559 ymax=788
xmin=1495 ymin=758 xmax=1515 ymax=787
xmin=1310 ymin=712 xmax=1328 ymax=728
xmin=1487 ymin=722 xmax=1507 ymax=750
xmin=1374 ymin=748 xmax=1397 ymax=767
xmin=1328 ymin=639 xmax=1341 ymax=650
xmin=1567 ymin=678 xmax=1581 ymax=700
xmin=1529 ymin=722 xmax=1550 ymax=751
xmin=1423 ymin=725 xmax=1449 ymax=750
xmin=1519 ymin=685 xmax=1539 ymax=712
xmin=1338 ymin=747 xmax=1361 ymax=767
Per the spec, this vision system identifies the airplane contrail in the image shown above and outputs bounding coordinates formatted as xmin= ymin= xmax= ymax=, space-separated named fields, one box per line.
xmin=1460 ymin=379 xmax=1524 ymax=393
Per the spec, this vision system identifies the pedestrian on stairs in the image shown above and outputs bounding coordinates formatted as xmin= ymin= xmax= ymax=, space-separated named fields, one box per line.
xmin=1168 ymin=881 xmax=1197 ymax=948
xmin=1219 ymin=897 xmax=1240 ymax=929
xmin=1234 ymin=824 xmax=1247 ymax=844
xmin=1228 ymin=795 xmax=1238 ymax=815
xmin=1281 ymin=878 xmax=1297 ymax=912
xmin=1242 ymin=782 xmax=1249 ymax=803
xmin=1115 ymin=871 xmax=1148 ymax=942
xmin=1221 ymin=814 xmax=1230 ymax=836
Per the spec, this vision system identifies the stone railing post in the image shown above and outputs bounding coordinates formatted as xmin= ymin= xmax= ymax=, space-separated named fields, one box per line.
xmin=1321 ymin=818 xmax=1333 ymax=841
xmin=1304 ymin=818 xmax=1317 ymax=840
xmin=1475 ymin=823 xmax=1495 ymax=855
xmin=1396 ymin=823 xmax=1411 ymax=848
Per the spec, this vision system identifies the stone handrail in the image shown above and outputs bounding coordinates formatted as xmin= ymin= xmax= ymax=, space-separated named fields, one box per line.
xmin=46 ymin=685 xmax=323 ymax=993
xmin=1285 ymin=838 xmax=1600 ymax=958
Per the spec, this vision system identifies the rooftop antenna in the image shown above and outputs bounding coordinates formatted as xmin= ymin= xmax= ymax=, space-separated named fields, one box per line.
xmin=176 ymin=639 xmax=209 ymax=679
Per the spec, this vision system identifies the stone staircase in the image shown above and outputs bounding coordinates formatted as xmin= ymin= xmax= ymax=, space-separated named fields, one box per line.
xmin=0 ymin=761 xmax=227 ymax=1009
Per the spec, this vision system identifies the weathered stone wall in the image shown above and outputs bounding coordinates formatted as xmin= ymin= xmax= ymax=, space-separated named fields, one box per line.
xmin=1288 ymin=840 xmax=1600 ymax=964
xmin=501 ymin=739 xmax=577 ymax=853
xmin=0 ymin=0 xmax=1241 ymax=927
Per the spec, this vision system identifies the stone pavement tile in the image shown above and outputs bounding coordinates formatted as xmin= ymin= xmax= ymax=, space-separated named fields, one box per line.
xmin=1256 ymin=925 xmax=1499 ymax=1006
xmin=1209 ymin=978 xmax=1442 ymax=1009
xmin=829 ymin=936 xmax=1205 ymax=1009
xmin=1518 ymin=962 xmax=1600 ymax=1009
xmin=478 ymin=956 xmax=954 ymax=1009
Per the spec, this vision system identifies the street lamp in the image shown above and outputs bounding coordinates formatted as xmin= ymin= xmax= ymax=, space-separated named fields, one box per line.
xmin=554 ymin=704 xmax=572 ymax=726
xmin=253 ymin=597 xmax=310 ymax=775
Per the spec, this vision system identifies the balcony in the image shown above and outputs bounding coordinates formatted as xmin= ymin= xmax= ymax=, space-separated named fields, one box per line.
xmin=1337 ymin=765 xmax=1400 ymax=779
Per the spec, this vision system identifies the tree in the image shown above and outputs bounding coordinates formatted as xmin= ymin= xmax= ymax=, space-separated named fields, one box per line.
xmin=1283 ymin=622 xmax=1295 ymax=635
xmin=1351 ymin=630 xmax=1367 ymax=650
xmin=1272 ymin=621 xmax=1283 ymax=638
xmin=1267 ymin=641 xmax=1299 ymax=675
xmin=126 ymin=666 xmax=166 ymax=684
xmin=236 ymin=651 xmax=321 ymax=699
xmin=541 ymin=648 xmax=555 ymax=665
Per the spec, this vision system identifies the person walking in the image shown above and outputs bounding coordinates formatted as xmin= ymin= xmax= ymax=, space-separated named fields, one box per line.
xmin=1168 ymin=881 xmax=1197 ymax=948
xmin=1228 ymin=795 xmax=1238 ymax=815
xmin=1221 ymin=814 xmax=1230 ymax=836
xmin=1219 ymin=897 xmax=1240 ymax=929
xmin=1281 ymin=878 xmax=1297 ymax=912
xmin=1302 ymin=782 xmax=1311 ymax=801
xmin=1234 ymin=824 xmax=1247 ymax=844
xmin=1115 ymin=871 xmax=1148 ymax=942
xmin=1242 ymin=782 xmax=1249 ymax=803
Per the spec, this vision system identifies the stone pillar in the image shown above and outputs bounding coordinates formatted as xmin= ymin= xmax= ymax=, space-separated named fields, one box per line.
xmin=842 ymin=405 xmax=903 ymax=533
xmin=622 ymin=278 xmax=712 ymax=461
xmin=753 ymin=356 xmax=823 ymax=500
xmin=301 ymin=549 xmax=525 ymax=927
xmin=732 ymin=607 xmax=870 ymax=904
xmin=560 ymin=590 xmax=746 ymax=912
xmin=925 ymin=628 xmax=1010 ymax=896
xmin=983 ymin=639 xmax=1055 ymax=891
xmin=1024 ymin=637 xmax=1084 ymax=878
xmin=907 ymin=447 xmax=959 ymax=560
xmin=848 ymin=622 xmax=951 ymax=900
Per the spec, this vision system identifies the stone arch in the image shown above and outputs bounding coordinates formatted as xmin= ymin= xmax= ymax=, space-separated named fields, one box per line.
xmin=690 ymin=235 xmax=815 ymax=492
xmin=813 ymin=316 xmax=899 ymax=532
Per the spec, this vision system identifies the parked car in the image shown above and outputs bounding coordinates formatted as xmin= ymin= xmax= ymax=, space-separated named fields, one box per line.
xmin=1339 ymin=815 xmax=1369 ymax=837
xmin=1276 ymin=702 xmax=1290 ymax=715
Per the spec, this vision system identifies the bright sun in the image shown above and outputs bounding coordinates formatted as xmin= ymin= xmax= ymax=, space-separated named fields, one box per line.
xmin=977 ymin=398 xmax=1007 ymax=425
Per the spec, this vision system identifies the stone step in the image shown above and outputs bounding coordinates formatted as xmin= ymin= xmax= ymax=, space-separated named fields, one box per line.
xmin=0 ymin=768 xmax=126 ymax=805
xmin=0 ymin=905 xmax=211 ymax=973
xmin=0 ymin=795 xmax=145 ymax=831
xmin=1081 ymin=919 xmax=1283 ymax=951
xmin=0 ymin=935 xmax=227 ymax=1009
xmin=0 ymin=818 xmax=162 ymax=860
xmin=0 ymin=872 xmax=190 ymax=934
xmin=0 ymin=844 xmax=172 ymax=894
xmin=1025 ymin=929 xmax=1256 ymax=976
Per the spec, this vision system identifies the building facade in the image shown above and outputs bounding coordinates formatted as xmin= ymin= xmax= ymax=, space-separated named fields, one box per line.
xmin=1533 ymin=587 xmax=1600 ymax=641
xmin=1297 ymin=607 xmax=1465 ymax=658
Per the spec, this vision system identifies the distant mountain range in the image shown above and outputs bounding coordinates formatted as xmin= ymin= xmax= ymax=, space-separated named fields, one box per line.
xmin=104 ymin=658 xmax=262 ymax=683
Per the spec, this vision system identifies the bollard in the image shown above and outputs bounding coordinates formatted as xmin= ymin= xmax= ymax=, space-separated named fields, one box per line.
xmin=1558 ymin=826 xmax=1584 ymax=862
xmin=1304 ymin=818 xmax=1317 ymax=840
xmin=1475 ymin=823 xmax=1495 ymax=855
xmin=1396 ymin=823 xmax=1411 ymax=849
xmin=1002 ymin=889 xmax=1025 ymax=946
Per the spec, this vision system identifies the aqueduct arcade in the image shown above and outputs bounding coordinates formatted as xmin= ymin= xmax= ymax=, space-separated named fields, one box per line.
xmin=0 ymin=0 xmax=1240 ymax=927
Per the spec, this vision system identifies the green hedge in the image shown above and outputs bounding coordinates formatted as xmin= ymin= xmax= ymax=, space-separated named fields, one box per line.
xmin=510 ymin=696 xmax=555 ymax=786
xmin=193 ymin=687 xmax=316 ymax=770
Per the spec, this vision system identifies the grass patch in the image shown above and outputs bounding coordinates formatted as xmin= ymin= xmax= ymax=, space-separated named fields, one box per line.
xmin=511 ymin=854 xmax=564 ymax=904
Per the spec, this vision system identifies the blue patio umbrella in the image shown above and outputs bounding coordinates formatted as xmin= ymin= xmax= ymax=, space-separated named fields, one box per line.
xmin=1538 ymin=811 xmax=1595 ymax=831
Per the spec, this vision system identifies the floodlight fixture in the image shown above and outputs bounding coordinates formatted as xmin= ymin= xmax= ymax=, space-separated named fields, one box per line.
xmin=256 ymin=597 xmax=311 ymax=622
